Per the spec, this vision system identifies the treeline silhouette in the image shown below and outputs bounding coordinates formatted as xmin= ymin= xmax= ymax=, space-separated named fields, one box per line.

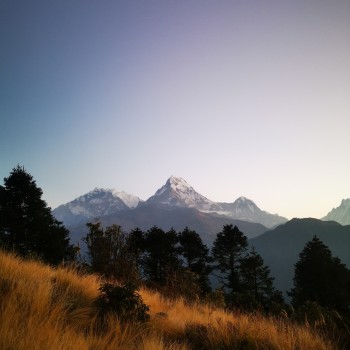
xmin=82 ymin=221 xmax=284 ymax=313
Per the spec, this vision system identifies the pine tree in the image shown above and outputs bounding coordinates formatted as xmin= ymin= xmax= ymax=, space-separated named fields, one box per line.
xmin=240 ymin=247 xmax=279 ymax=309
xmin=289 ymin=235 xmax=350 ymax=312
xmin=127 ymin=227 xmax=145 ymax=275
xmin=0 ymin=165 xmax=73 ymax=264
xmin=178 ymin=227 xmax=212 ymax=295
xmin=142 ymin=226 xmax=180 ymax=286
xmin=212 ymin=224 xmax=248 ymax=293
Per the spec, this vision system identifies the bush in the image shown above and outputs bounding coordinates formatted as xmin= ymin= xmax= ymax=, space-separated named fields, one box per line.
xmin=95 ymin=282 xmax=150 ymax=324
xmin=292 ymin=301 xmax=350 ymax=348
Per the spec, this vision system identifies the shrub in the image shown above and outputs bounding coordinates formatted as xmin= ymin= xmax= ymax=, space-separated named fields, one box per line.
xmin=292 ymin=301 xmax=350 ymax=348
xmin=95 ymin=282 xmax=150 ymax=324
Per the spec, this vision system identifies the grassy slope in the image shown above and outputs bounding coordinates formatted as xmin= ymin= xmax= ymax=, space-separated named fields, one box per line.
xmin=0 ymin=251 xmax=335 ymax=350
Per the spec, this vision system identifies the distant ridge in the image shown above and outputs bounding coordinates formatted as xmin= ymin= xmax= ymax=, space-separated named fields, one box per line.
xmin=250 ymin=218 xmax=350 ymax=295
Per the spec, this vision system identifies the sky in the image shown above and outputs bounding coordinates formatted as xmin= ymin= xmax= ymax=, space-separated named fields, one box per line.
xmin=1 ymin=0 xmax=349 ymax=220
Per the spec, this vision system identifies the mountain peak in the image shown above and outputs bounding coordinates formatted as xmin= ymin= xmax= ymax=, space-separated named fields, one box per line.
xmin=218 ymin=197 xmax=287 ymax=228
xmin=167 ymin=176 xmax=191 ymax=190
xmin=235 ymin=196 xmax=253 ymax=204
xmin=52 ymin=187 xmax=141 ymax=226
xmin=149 ymin=176 xmax=221 ymax=211
xmin=322 ymin=198 xmax=350 ymax=225
xmin=232 ymin=196 xmax=258 ymax=213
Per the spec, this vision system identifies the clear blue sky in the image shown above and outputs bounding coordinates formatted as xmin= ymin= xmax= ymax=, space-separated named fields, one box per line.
xmin=1 ymin=0 xmax=349 ymax=219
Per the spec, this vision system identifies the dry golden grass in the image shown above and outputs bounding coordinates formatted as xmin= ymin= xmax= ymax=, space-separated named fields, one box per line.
xmin=0 ymin=251 xmax=337 ymax=350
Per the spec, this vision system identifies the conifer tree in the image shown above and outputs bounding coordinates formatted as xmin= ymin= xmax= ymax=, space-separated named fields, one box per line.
xmin=127 ymin=227 xmax=146 ymax=275
xmin=178 ymin=227 xmax=212 ymax=295
xmin=0 ymin=165 xmax=73 ymax=264
xmin=142 ymin=226 xmax=180 ymax=286
xmin=240 ymin=247 xmax=280 ymax=308
xmin=212 ymin=224 xmax=248 ymax=293
xmin=290 ymin=235 xmax=350 ymax=312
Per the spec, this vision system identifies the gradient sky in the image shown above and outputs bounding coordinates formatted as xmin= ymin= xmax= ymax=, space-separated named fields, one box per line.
xmin=1 ymin=0 xmax=349 ymax=219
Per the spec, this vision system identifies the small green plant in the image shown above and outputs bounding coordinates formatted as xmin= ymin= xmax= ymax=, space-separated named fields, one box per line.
xmin=95 ymin=282 xmax=150 ymax=323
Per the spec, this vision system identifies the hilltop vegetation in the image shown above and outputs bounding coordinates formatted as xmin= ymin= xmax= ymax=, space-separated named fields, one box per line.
xmin=0 ymin=251 xmax=337 ymax=350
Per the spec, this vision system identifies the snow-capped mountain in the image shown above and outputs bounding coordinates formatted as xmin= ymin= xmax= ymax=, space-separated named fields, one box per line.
xmin=53 ymin=188 xmax=141 ymax=226
xmin=218 ymin=197 xmax=288 ymax=228
xmin=53 ymin=176 xmax=286 ymax=231
xmin=145 ymin=177 xmax=287 ymax=227
xmin=322 ymin=198 xmax=350 ymax=225
xmin=146 ymin=176 xmax=222 ymax=212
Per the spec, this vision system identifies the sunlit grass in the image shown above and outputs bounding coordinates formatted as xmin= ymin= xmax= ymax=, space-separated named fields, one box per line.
xmin=0 ymin=250 xmax=337 ymax=349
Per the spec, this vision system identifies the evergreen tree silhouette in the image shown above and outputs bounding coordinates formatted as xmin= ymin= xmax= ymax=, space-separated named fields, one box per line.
xmin=178 ymin=227 xmax=212 ymax=295
xmin=212 ymin=224 xmax=248 ymax=293
xmin=289 ymin=235 xmax=350 ymax=312
xmin=142 ymin=226 xmax=180 ymax=286
xmin=0 ymin=165 xmax=73 ymax=264
xmin=240 ymin=247 xmax=282 ymax=309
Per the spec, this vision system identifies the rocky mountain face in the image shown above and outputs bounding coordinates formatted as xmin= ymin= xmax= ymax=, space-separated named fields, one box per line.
xmin=322 ymin=198 xmax=350 ymax=225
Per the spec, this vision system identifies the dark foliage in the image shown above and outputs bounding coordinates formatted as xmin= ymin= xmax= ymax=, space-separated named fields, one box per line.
xmin=212 ymin=224 xmax=248 ymax=293
xmin=84 ymin=222 xmax=138 ymax=281
xmin=142 ymin=226 xmax=181 ymax=286
xmin=212 ymin=225 xmax=285 ymax=311
xmin=0 ymin=165 xmax=73 ymax=264
xmin=164 ymin=268 xmax=202 ymax=302
xmin=291 ymin=301 xmax=350 ymax=349
xmin=239 ymin=247 xmax=284 ymax=311
xmin=178 ymin=227 xmax=212 ymax=295
xmin=289 ymin=235 xmax=350 ymax=312
xmin=95 ymin=282 xmax=150 ymax=323
xmin=126 ymin=227 xmax=145 ymax=273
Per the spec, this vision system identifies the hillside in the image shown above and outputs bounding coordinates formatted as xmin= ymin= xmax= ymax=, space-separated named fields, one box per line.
xmin=250 ymin=218 xmax=350 ymax=294
xmin=0 ymin=251 xmax=335 ymax=350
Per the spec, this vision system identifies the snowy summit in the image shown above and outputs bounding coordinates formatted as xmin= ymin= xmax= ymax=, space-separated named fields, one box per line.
xmin=148 ymin=176 xmax=222 ymax=211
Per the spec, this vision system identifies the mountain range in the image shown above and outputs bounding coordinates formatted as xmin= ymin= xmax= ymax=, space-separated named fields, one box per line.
xmin=53 ymin=176 xmax=287 ymax=227
xmin=53 ymin=176 xmax=288 ymax=245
